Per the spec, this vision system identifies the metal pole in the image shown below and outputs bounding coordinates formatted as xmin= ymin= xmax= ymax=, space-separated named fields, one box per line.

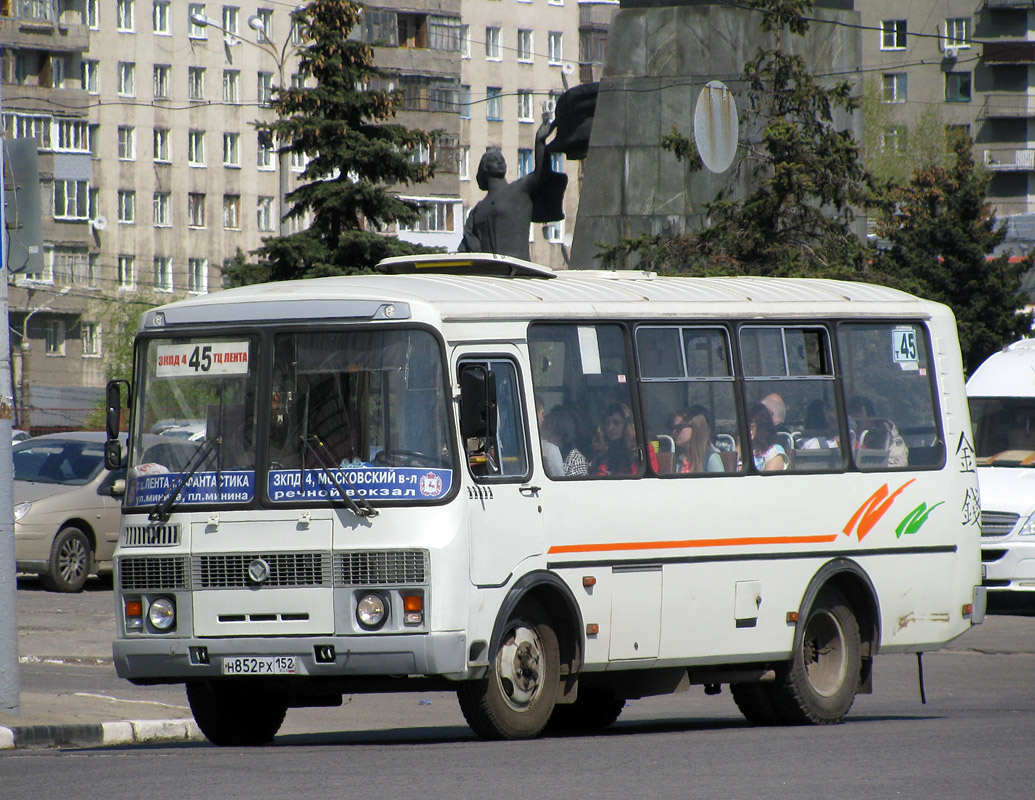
xmin=277 ymin=60 xmax=290 ymax=238
xmin=0 ymin=95 xmax=23 ymax=715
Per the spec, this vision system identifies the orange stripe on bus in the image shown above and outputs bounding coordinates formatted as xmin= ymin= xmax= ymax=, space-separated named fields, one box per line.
xmin=547 ymin=533 xmax=840 ymax=555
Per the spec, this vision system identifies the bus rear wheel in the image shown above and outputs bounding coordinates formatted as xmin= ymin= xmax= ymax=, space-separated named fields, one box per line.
xmin=769 ymin=587 xmax=862 ymax=725
xmin=457 ymin=600 xmax=560 ymax=740
xmin=186 ymin=680 xmax=288 ymax=746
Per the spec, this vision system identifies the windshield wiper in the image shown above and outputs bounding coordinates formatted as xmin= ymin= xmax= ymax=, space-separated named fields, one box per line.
xmin=299 ymin=390 xmax=377 ymax=518
xmin=149 ymin=436 xmax=217 ymax=522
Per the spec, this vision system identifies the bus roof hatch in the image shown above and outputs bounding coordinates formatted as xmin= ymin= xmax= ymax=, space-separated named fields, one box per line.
xmin=376 ymin=253 xmax=557 ymax=279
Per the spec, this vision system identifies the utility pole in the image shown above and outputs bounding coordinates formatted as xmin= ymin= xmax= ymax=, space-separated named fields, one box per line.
xmin=0 ymin=83 xmax=22 ymax=715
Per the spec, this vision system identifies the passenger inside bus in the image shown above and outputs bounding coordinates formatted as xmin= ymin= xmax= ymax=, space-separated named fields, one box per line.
xmin=668 ymin=406 xmax=724 ymax=474
xmin=544 ymin=408 xmax=590 ymax=476
xmin=748 ymin=402 xmax=789 ymax=471
xmin=799 ymin=400 xmax=838 ymax=450
xmin=594 ymin=403 xmax=640 ymax=476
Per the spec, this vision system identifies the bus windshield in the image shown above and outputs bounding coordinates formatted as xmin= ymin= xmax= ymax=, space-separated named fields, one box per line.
xmin=969 ymin=397 xmax=1035 ymax=467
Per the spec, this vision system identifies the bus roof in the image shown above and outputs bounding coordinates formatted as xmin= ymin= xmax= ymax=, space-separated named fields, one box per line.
xmin=967 ymin=339 xmax=1035 ymax=398
xmin=140 ymin=255 xmax=941 ymax=331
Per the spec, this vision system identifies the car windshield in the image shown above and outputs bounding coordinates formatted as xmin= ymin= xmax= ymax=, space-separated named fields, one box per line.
xmin=969 ymin=397 xmax=1035 ymax=467
xmin=13 ymin=440 xmax=105 ymax=485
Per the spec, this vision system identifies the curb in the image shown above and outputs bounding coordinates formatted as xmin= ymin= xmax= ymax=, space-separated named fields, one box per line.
xmin=0 ymin=718 xmax=203 ymax=750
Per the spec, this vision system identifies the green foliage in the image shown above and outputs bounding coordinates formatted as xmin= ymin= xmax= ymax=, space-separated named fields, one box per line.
xmin=248 ymin=0 xmax=440 ymax=282
xmin=872 ymin=134 xmax=1034 ymax=374
xmin=860 ymin=78 xmax=948 ymax=186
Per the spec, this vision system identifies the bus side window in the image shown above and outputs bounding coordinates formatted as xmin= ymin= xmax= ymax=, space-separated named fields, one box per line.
xmin=460 ymin=360 xmax=530 ymax=481
xmin=837 ymin=322 xmax=944 ymax=470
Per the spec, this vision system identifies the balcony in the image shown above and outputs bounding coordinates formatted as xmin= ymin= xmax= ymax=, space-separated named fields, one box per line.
xmin=981 ymin=93 xmax=1035 ymax=118
xmin=0 ymin=17 xmax=90 ymax=53
xmin=984 ymin=148 xmax=1035 ymax=171
xmin=984 ymin=0 xmax=1035 ymax=8
xmin=983 ymin=41 xmax=1035 ymax=64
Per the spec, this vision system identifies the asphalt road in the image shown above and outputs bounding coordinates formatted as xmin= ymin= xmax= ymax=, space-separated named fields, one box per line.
xmin=4 ymin=579 xmax=1035 ymax=798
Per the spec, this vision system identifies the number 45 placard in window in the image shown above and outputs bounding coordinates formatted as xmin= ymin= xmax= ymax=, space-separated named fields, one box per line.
xmin=892 ymin=328 xmax=919 ymax=371
xmin=156 ymin=341 xmax=250 ymax=377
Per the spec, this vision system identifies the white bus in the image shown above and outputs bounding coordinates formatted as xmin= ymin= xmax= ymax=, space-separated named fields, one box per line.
xmin=104 ymin=254 xmax=984 ymax=745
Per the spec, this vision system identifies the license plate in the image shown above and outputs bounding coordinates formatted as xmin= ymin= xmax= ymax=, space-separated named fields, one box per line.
xmin=221 ymin=656 xmax=296 ymax=675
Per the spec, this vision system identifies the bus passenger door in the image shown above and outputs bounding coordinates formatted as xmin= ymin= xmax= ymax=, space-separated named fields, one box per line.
xmin=458 ymin=354 xmax=544 ymax=586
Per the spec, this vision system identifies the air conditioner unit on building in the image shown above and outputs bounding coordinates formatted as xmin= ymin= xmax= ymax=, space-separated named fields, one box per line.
xmin=944 ymin=45 xmax=959 ymax=60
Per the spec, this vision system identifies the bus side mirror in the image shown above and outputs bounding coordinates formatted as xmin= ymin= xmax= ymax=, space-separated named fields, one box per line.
xmin=105 ymin=380 xmax=129 ymax=470
xmin=459 ymin=366 xmax=497 ymax=440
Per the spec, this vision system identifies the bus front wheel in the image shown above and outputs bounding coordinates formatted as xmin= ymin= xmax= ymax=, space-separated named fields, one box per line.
xmin=770 ymin=587 xmax=862 ymax=724
xmin=457 ymin=600 xmax=560 ymax=740
xmin=186 ymin=680 xmax=288 ymax=746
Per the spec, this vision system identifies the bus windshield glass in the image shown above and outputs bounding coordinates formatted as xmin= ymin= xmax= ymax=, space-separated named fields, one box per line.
xmin=969 ymin=397 xmax=1035 ymax=467
xmin=266 ymin=328 xmax=454 ymax=503
xmin=127 ymin=336 xmax=260 ymax=509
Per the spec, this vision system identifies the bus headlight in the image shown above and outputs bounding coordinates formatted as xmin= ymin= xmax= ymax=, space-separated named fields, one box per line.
xmin=356 ymin=593 xmax=387 ymax=630
xmin=147 ymin=597 xmax=176 ymax=630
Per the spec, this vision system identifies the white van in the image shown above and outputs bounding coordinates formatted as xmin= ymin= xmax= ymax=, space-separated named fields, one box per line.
xmin=967 ymin=339 xmax=1035 ymax=594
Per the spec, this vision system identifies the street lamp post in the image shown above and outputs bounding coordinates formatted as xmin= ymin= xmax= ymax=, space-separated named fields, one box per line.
xmin=192 ymin=11 xmax=304 ymax=237
xmin=15 ymin=285 xmax=72 ymax=430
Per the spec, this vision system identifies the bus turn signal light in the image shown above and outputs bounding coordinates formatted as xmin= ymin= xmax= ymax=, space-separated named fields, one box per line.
xmin=125 ymin=598 xmax=143 ymax=631
xmin=403 ymin=593 xmax=423 ymax=625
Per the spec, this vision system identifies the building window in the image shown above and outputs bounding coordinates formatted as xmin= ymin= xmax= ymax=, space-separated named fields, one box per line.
xmin=881 ymin=73 xmax=906 ymax=103
xmin=44 ymin=320 xmax=65 ymax=356
xmin=187 ymin=193 xmax=206 ymax=228
xmin=290 ymin=16 xmax=304 ymax=44
xmin=458 ymin=145 xmax=469 ymax=181
xmin=882 ymin=126 xmax=907 ymax=154
xmin=580 ymin=29 xmax=607 ymax=65
xmin=5 ymin=113 xmax=51 ymax=149
xmin=257 ymin=132 xmax=274 ymax=169
xmin=398 ymin=200 xmax=455 ymax=233
xmin=460 ymin=24 xmax=470 ymax=58
xmin=223 ymin=69 xmax=240 ymax=103
xmin=153 ymin=192 xmax=170 ymax=226
xmin=117 ymin=62 xmax=135 ymax=96
xmin=485 ymin=27 xmax=501 ymax=60
xmin=116 ymin=0 xmax=134 ymax=32
xmin=188 ymin=67 xmax=206 ymax=101
xmin=459 ymin=84 xmax=471 ymax=119
xmin=548 ymin=31 xmax=563 ymax=65
xmin=428 ymin=16 xmax=461 ymax=51
xmin=945 ymin=71 xmax=972 ymax=103
xmin=223 ymin=132 xmax=240 ymax=166
xmin=117 ymin=190 xmax=136 ymax=224
xmin=118 ymin=255 xmax=135 ymax=290
xmin=56 ymin=120 xmax=89 ymax=153
xmin=518 ymin=148 xmax=533 ymax=178
xmin=223 ymin=5 xmax=239 ymax=35
xmin=881 ymin=20 xmax=905 ymax=50
xmin=290 ymin=147 xmax=306 ymax=170
xmin=548 ymin=0 xmax=563 ymax=5
xmin=81 ymin=322 xmax=101 ymax=357
xmin=550 ymin=153 xmax=564 ymax=173
xmin=189 ymin=3 xmax=207 ymax=38
xmin=945 ymin=18 xmax=969 ymax=48
xmin=254 ymin=8 xmax=273 ymax=42
xmin=88 ymin=124 xmax=99 ymax=157
xmin=153 ymin=128 xmax=170 ymax=162
xmin=117 ymin=126 xmax=136 ymax=160
xmin=153 ymin=256 xmax=173 ymax=291
xmin=517 ymin=91 xmax=534 ymax=122
xmin=82 ymin=60 xmax=99 ymax=94
xmin=53 ymin=249 xmax=90 ymax=285
xmin=53 ymin=180 xmax=89 ymax=220
xmin=153 ymin=0 xmax=170 ymax=34
xmin=87 ymin=0 xmax=99 ymax=28
xmin=153 ymin=64 xmax=169 ymax=99
xmin=223 ymin=195 xmax=241 ymax=229
xmin=543 ymin=219 xmax=564 ymax=243
xmin=517 ymin=30 xmax=533 ymax=63
xmin=188 ymin=258 xmax=209 ymax=293
xmin=257 ymin=196 xmax=274 ymax=231
xmin=486 ymin=87 xmax=502 ymax=121
xmin=188 ymin=130 xmax=206 ymax=166
xmin=258 ymin=71 xmax=273 ymax=106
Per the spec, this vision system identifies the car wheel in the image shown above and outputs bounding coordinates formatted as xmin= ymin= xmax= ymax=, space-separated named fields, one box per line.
xmin=40 ymin=526 xmax=92 ymax=593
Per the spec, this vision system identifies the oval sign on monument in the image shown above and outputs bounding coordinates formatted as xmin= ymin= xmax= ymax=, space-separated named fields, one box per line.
xmin=693 ymin=80 xmax=739 ymax=174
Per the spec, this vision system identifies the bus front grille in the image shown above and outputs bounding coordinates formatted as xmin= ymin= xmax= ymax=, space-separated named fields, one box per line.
xmin=192 ymin=553 xmax=332 ymax=589
xmin=980 ymin=511 xmax=1019 ymax=537
xmin=118 ymin=556 xmax=190 ymax=590
xmin=122 ymin=524 xmax=181 ymax=547
xmin=337 ymin=550 xmax=429 ymax=586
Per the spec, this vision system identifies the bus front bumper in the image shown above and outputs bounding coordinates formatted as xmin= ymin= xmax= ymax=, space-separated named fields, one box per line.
xmin=113 ymin=631 xmax=468 ymax=682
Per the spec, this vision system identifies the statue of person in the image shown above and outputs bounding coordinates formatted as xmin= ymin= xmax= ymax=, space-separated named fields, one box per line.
xmin=459 ymin=111 xmax=565 ymax=260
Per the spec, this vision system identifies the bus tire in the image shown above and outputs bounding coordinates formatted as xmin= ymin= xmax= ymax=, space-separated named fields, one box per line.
xmin=546 ymin=688 xmax=625 ymax=733
xmin=457 ymin=599 xmax=560 ymax=740
xmin=40 ymin=526 xmax=92 ymax=593
xmin=186 ymin=680 xmax=287 ymax=746
xmin=730 ymin=682 xmax=782 ymax=725
xmin=770 ymin=587 xmax=862 ymax=724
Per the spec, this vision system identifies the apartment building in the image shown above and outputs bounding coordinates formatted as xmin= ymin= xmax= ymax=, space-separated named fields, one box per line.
xmin=861 ymin=1 xmax=1035 ymax=218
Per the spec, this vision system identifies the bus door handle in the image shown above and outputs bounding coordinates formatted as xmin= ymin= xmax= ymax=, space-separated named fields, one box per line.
xmin=519 ymin=485 xmax=541 ymax=497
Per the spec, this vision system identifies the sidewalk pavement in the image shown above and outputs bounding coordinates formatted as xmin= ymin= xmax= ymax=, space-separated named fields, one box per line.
xmin=2 ymin=603 xmax=1033 ymax=750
